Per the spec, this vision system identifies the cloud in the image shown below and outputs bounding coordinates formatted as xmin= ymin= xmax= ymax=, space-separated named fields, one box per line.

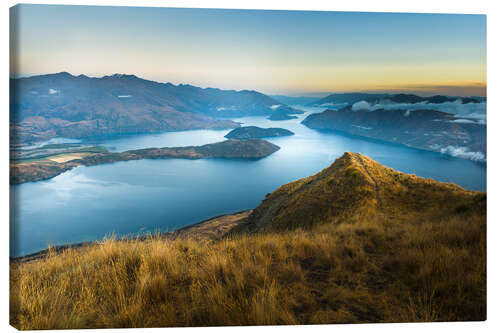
xmin=351 ymin=125 xmax=372 ymax=130
xmin=351 ymin=101 xmax=373 ymax=111
xmin=438 ymin=145 xmax=486 ymax=162
xmin=49 ymin=88 xmax=58 ymax=94
xmin=465 ymin=112 xmax=487 ymax=122
xmin=216 ymin=106 xmax=237 ymax=111
xmin=319 ymin=102 xmax=349 ymax=107
xmin=118 ymin=95 xmax=132 ymax=98
xmin=450 ymin=119 xmax=476 ymax=124
xmin=350 ymin=99 xmax=487 ymax=122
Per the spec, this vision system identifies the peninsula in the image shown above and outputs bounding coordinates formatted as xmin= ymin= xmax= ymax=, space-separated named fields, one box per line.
xmin=10 ymin=139 xmax=280 ymax=184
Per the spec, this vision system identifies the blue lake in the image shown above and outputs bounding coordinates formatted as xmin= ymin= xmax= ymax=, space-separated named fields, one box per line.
xmin=10 ymin=108 xmax=486 ymax=256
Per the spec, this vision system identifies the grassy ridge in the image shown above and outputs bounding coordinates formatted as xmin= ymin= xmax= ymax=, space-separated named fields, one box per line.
xmin=10 ymin=153 xmax=486 ymax=328
xmin=240 ymin=152 xmax=481 ymax=233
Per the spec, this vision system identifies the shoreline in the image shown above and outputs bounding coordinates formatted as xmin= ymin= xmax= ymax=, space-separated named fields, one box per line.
xmin=10 ymin=209 xmax=253 ymax=263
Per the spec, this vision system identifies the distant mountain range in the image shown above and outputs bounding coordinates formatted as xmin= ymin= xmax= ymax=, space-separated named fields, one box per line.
xmin=309 ymin=93 xmax=485 ymax=107
xmin=10 ymin=72 xmax=300 ymax=145
xmin=10 ymin=74 xmax=487 ymax=162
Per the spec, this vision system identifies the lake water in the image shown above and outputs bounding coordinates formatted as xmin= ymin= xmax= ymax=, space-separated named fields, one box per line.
xmin=10 ymin=108 xmax=487 ymax=256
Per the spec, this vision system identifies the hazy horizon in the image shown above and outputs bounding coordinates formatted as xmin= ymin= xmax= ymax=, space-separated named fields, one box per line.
xmin=10 ymin=4 xmax=486 ymax=97
xmin=9 ymin=71 xmax=487 ymax=99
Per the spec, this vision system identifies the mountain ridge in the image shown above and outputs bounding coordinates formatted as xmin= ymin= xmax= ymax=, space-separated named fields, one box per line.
xmin=10 ymin=72 xmax=301 ymax=145
xmin=310 ymin=92 xmax=484 ymax=106
xmin=237 ymin=152 xmax=482 ymax=233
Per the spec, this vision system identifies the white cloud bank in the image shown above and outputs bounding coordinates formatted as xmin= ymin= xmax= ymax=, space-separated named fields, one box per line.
xmin=438 ymin=146 xmax=486 ymax=162
xmin=319 ymin=102 xmax=349 ymax=108
xmin=351 ymin=99 xmax=487 ymax=123
xmin=351 ymin=101 xmax=372 ymax=111
xmin=450 ymin=119 xmax=476 ymax=124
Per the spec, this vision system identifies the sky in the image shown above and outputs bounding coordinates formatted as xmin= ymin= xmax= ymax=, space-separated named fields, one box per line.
xmin=10 ymin=4 xmax=486 ymax=96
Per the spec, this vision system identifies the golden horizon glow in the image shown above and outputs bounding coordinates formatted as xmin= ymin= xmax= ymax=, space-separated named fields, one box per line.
xmin=10 ymin=5 xmax=487 ymax=97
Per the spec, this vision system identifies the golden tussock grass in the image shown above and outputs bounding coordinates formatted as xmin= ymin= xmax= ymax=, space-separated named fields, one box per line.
xmin=10 ymin=204 xmax=485 ymax=329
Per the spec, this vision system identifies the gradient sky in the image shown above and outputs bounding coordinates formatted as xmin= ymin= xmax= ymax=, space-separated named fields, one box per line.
xmin=10 ymin=4 xmax=486 ymax=96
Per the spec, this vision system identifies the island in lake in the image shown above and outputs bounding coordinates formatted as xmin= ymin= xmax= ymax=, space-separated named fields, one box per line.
xmin=225 ymin=126 xmax=294 ymax=140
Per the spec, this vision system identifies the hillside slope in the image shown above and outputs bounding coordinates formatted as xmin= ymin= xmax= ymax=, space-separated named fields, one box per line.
xmin=10 ymin=153 xmax=486 ymax=328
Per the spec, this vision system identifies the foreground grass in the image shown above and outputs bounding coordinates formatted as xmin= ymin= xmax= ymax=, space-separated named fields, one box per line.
xmin=10 ymin=202 xmax=485 ymax=329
